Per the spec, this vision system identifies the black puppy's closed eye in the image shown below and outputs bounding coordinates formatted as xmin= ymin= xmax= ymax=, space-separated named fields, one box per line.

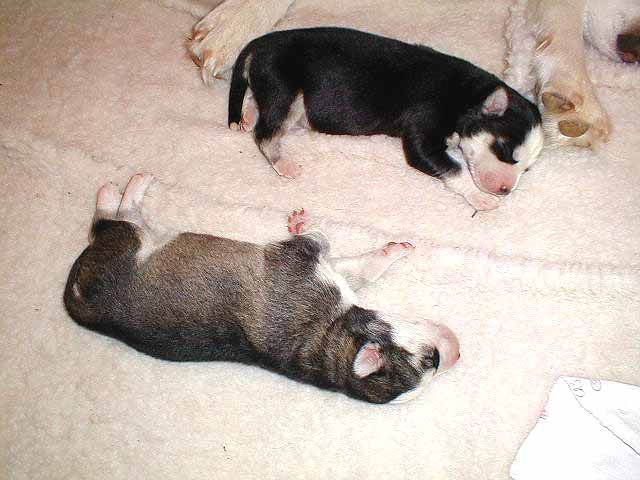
xmin=492 ymin=138 xmax=516 ymax=165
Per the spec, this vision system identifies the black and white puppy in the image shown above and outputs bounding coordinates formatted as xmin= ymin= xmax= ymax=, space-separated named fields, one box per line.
xmin=64 ymin=174 xmax=460 ymax=404
xmin=228 ymin=27 xmax=544 ymax=210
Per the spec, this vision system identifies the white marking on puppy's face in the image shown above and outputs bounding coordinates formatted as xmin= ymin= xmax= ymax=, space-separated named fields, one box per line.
xmin=459 ymin=124 xmax=544 ymax=195
xmin=382 ymin=314 xmax=460 ymax=371
xmin=514 ymin=124 xmax=544 ymax=170
xmin=459 ymin=132 xmax=511 ymax=194
xmin=384 ymin=315 xmax=460 ymax=404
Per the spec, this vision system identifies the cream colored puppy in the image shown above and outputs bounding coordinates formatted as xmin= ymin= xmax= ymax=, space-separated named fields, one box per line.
xmin=188 ymin=0 xmax=294 ymax=84
xmin=505 ymin=0 xmax=640 ymax=149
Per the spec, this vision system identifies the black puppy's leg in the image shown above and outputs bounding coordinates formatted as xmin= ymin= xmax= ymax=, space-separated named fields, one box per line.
xmin=232 ymin=89 xmax=258 ymax=132
xmin=253 ymin=80 xmax=302 ymax=178
xmin=402 ymin=130 xmax=500 ymax=211
xmin=402 ymin=128 xmax=460 ymax=179
xmin=329 ymin=242 xmax=415 ymax=291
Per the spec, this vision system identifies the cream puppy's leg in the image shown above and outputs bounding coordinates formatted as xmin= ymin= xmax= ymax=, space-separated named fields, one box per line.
xmin=187 ymin=0 xmax=295 ymax=84
xmin=504 ymin=0 xmax=538 ymax=100
xmin=525 ymin=0 xmax=610 ymax=148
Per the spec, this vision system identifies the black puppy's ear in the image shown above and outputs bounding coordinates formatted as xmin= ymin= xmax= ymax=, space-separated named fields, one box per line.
xmin=481 ymin=87 xmax=509 ymax=116
xmin=353 ymin=342 xmax=384 ymax=378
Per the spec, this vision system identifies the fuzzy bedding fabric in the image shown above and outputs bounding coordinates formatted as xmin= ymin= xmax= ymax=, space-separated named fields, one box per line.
xmin=1 ymin=0 xmax=639 ymax=478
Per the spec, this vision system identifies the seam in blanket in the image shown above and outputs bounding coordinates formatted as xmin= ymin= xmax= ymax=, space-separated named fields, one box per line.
xmin=5 ymin=130 xmax=637 ymax=296
xmin=144 ymin=0 xmax=209 ymax=18
xmin=157 ymin=185 xmax=640 ymax=295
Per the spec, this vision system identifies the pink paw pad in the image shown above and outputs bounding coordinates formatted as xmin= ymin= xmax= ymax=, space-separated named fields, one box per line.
xmin=287 ymin=208 xmax=306 ymax=235
xmin=273 ymin=158 xmax=303 ymax=179
xmin=240 ymin=104 xmax=257 ymax=132
xmin=383 ymin=242 xmax=415 ymax=256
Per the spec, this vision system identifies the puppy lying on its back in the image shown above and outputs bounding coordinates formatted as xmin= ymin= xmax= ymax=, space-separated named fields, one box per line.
xmin=64 ymin=174 xmax=459 ymax=403
xmin=229 ymin=27 xmax=544 ymax=211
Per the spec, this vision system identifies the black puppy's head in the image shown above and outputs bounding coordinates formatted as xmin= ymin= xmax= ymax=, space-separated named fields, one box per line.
xmin=453 ymin=86 xmax=544 ymax=196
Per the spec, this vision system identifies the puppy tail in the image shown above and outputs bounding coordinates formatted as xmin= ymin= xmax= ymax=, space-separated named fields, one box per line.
xmin=63 ymin=256 xmax=98 ymax=326
xmin=228 ymin=48 xmax=253 ymax=128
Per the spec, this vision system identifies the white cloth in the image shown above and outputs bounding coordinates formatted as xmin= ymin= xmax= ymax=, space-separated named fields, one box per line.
xmin=511 ymin=377 xmax=640 ymax=480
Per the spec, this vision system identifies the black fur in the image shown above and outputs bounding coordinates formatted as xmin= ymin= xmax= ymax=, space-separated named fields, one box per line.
xmin=229 ymin=27 xmax=541 ymax=178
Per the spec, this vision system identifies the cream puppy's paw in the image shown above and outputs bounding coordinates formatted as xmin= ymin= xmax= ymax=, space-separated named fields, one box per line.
xmin=540 ymin=81 xmax=611 ymax=149
xmin=187 ymin=0 xmax=295 ymax=84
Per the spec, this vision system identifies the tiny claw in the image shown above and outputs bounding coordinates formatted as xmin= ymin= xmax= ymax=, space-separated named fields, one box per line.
xmin=382 ymin=241 xmax=415 ymax=256
xmin=192 ymin=29 xmax=207 ymax=42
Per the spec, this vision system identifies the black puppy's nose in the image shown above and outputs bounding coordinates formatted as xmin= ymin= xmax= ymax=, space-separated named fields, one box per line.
xmin=498 ymin=184 xmax=510 ymax=195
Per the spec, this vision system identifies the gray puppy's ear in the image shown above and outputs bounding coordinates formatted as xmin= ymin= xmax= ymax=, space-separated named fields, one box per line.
xmin=353 ymin=342 xmax=384 ymax=378
xmin=481 ymin=87 xmax=509 ymax=116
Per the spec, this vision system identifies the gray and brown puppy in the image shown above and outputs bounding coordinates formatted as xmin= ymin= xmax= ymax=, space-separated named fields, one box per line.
xmin=64 ymin=174 xmax=459 ymax=403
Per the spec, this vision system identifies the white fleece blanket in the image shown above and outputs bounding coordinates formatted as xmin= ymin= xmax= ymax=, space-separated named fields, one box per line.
xmin=1 ymin=0 xmax=639 ymax=479
xmin=510 ymin=376 xmax=640 ymax=479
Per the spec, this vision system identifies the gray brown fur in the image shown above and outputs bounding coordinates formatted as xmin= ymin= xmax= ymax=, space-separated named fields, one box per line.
xmin=64 ymin=215 xmax=433 ymax=404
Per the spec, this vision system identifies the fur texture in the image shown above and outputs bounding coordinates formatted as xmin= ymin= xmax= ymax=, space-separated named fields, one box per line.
xmin=227 ymin=27 xmax=543 ymax=210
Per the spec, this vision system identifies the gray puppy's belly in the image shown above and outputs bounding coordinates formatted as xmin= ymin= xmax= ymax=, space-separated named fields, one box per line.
xmin=137 ymin=232 xmax=267 ymax=332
